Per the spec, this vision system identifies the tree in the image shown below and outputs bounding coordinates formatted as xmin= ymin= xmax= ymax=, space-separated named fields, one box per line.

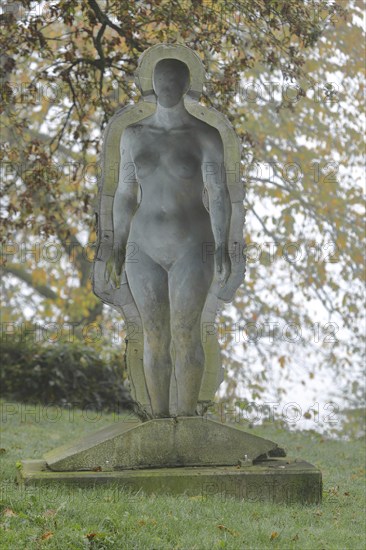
xmin=1 ymin=0 xmax=364 ymax=407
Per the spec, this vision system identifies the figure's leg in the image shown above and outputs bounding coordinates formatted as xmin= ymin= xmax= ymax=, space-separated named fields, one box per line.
xmin=125 ymin=249 xmax=171 ymax=417
xmin=169 ymin=245 xmax=214 ymax=416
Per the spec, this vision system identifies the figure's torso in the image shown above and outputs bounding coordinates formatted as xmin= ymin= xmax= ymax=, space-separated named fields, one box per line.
xmin=124 ymin=114 xmax=219 ymax=269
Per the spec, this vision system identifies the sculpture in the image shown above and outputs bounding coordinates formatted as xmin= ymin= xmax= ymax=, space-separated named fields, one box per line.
xmin=93 ymin=44 xmax=246 ymax=419
xmin=17 ymin=44 xmax=322 ymax=503
xmin=20 ymin=45 xmax=321 ymax=506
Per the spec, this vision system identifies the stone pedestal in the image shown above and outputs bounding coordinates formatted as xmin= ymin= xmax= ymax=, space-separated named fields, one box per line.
xmin=18 ymin=459 xmax=322 ymax=504
xmin=18 ymin=418 xmax=322 ymax=504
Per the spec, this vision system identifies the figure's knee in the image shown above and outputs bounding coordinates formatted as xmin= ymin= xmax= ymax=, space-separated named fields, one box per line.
xmin=143 ymin=324 xmax=171 ymax=358
xmin=171 ymin=319 xmax=201 ymax=346
xmin=184 ymin=345 xmax=204 ymax=368
xmin=172 ymin=326 xmax=204 ymax=365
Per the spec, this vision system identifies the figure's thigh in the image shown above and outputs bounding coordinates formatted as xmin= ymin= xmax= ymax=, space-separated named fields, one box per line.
xmin=125 ymin=248 xmax=169 ymax=332
xmin=169 ymin=245 xmax=214 ymax=333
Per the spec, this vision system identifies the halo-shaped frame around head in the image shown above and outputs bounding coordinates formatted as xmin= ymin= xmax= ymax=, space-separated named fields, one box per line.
xmin=135 ymin=43 xmax=206 ymax=100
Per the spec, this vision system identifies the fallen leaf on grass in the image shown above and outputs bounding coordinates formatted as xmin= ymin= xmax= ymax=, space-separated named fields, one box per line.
xmin=0 ymin=448 xmax=6 ymax=454
xmin=3 ymin=508 xmax=16 ymax=517
xmin=86 ymin=533 xmax=98 ymax=540
xmin=344 ymin=492 xmax=350 ymax=496
xmin=41 ymin=531 xmax=53 ymax=540
xmin=137 ymin=518 xmax=157 ymax=527
xmin=92 ymin=466 xmax=102 ymax=472
xmin=270 ymin=531 xmax=279 ymax=540
xmin=292 ymin=534 xmax=299 ymax=541
xmin=43 ymin=509 xmax=57 ymax=517
xmin=217 ymin=524 xmax=238 ymax=536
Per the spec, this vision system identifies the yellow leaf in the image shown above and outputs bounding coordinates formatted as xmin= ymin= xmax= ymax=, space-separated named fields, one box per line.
xmin=3 ymin=508 xmax=16 ymax=517
xmin=31 ymin=268 xmax=47 ymax=286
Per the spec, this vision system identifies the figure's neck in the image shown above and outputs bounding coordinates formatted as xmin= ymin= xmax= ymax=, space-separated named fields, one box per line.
xmin=154 ymin=99 xmax=190 ymax=129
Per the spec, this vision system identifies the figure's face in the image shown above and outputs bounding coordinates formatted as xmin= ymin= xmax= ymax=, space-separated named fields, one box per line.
xmin=153 ymin=59 xmax=190 ymax=107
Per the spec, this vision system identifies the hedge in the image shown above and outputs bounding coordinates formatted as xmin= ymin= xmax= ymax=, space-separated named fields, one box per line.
xmin=0 ymin=338 xmax=133 ymax=411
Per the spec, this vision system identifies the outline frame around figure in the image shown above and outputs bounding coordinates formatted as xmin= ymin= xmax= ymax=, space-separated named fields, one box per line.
xmin=93 ymin=43 xmax=246 ymax=420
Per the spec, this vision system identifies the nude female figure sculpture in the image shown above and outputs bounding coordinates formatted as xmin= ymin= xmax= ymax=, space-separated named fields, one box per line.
xmin=104 ymin=58 xmax=232 ymax=418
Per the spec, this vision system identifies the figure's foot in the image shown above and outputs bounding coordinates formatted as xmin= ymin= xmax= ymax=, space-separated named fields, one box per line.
xmin=152 ymin=411 xmax=171 ymax=419
xmin=134 ymin=406 xmax=153 ymax=422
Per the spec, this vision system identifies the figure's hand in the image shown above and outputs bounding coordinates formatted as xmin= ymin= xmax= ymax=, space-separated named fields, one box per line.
xmin=215 ymin=244 xmax=231 ymax=287
xmin=105 ymin=247 xmax=125 ymax=288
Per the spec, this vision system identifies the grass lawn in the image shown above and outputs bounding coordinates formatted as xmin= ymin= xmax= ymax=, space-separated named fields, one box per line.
xmin=0 ymin=400 xmax=365 ymax=549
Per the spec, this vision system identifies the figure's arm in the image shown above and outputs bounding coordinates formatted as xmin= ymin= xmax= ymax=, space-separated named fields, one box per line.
xmin=105 ymin=128 xmax=138 ymax=287
xmin=202 ymin=129 xmax=232 ymax=286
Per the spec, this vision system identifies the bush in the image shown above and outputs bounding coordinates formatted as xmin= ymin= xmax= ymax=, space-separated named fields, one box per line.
xmin=0 ymin=338 xmax=133 ymax=411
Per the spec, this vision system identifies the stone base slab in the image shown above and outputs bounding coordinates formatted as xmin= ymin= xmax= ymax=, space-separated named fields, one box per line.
xmin=18 ymin=458 xmax=322 ymax=504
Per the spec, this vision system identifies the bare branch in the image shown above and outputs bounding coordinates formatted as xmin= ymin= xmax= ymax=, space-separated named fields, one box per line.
xmin=2 ymin=263 xmax=59 ymax=300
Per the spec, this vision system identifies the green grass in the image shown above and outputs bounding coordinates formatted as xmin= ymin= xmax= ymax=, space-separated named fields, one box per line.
xmin=0 ymin=401 xmax=365 ymax=550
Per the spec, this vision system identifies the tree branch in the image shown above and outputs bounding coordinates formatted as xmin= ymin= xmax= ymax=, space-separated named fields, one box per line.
xmin=2 ymin=263 xmax=58 ymax=300
xmin=87 ymin=0 xmax=142 ymax=50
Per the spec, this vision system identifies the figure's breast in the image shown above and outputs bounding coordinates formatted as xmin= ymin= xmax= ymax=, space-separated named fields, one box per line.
xmin=134 ymin=151 xmax=160 ymax=179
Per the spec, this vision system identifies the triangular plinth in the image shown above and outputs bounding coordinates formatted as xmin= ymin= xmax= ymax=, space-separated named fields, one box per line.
xmin=44 ymin=417 xmax=285 ymax=472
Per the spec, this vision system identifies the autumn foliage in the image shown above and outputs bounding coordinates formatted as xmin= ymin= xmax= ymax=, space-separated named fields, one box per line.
xmin=1 ymin=1 xmax=364 ymax=405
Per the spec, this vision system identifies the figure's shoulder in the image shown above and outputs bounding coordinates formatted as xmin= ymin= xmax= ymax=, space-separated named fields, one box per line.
xmin=124 ymin=122 xmax=145 ymax=135
xmin=191 ymin=116 xmax=223 ymax=152
xmin=120 ymin=122 xmax=146 ymax=148
xmin=190 ymin=114 xmax=220 ymax=135
xmin=123 ymin=114 xmax=157 ymax=136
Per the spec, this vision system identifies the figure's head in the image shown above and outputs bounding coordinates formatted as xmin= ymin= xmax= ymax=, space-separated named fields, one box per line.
xmin=153 ymin=58 xmax=190 ymax=107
